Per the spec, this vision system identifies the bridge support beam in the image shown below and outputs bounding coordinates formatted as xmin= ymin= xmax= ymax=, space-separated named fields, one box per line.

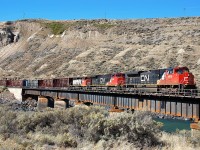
xmin=109 ymin=96 xmax=124 ymax=112
xmin=193 ymin=104 xmax=199 ymax=122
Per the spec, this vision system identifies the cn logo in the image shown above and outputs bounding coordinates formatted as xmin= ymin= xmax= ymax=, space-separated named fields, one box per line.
xmin=141 ymin=75 xmax=149 ymax=82
xmin=100 ymin=78 xmax=105 ymax=84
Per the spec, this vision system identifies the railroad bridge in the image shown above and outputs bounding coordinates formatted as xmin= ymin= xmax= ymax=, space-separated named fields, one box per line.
xmin=21 ymin=87 xmax=200 ymax=122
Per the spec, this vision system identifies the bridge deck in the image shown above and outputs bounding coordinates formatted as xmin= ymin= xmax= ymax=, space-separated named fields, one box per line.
xmin=22 ymin=87 xmax=200 ymax=121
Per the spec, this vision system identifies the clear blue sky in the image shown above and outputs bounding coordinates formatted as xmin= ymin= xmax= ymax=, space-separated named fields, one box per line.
xmin=0 ymin=0 xmax=200 ymax=21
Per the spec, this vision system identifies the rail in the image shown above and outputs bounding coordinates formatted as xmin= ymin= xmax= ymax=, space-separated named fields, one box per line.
xmin=22 ymin=86 xmax=200 ymax=98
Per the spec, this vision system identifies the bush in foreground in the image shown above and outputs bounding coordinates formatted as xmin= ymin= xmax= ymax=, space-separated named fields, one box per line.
xmin=0 ymin=104 xmax=162 ymax=149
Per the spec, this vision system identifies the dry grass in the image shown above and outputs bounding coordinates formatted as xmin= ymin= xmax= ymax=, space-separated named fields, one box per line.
xmin=160 ymin=131 xmax=200 ymax=150
xmin=0 ymin=102 xmax=200 ymax=150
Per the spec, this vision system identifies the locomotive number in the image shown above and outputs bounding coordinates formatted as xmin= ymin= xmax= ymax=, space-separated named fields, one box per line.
xmin=141 ymin=75 xmax=149 ymax=82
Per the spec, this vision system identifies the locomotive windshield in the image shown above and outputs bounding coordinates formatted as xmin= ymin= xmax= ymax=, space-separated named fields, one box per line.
xmin=167 ymin=68 xmax=173 ymax=74
xmin=176 ymin=67 xmax=189 ymax=74
xmin=116 ymin=73 xmax=125 ymax=77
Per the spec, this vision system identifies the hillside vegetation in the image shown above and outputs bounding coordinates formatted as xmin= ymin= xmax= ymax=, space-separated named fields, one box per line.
xmin=0 ymin=18 xmax=200 ymax=86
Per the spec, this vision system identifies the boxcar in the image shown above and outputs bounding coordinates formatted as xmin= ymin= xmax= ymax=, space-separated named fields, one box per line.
xmin=38 ymin=79 xmax=54 ymax=88
xmin=6 ymin=79 xmax=23 ymax=87
xmin=0 ymin=80 xmax=7 ymax=87
xmin=53 ymin=78 xmax=72 ymax=87
xmin=23 ymin=80 xmax=38 ymax=88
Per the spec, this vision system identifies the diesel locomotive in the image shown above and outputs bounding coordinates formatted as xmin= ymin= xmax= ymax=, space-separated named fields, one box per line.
xmin=0 ymin=66 xmax=196 ymax=92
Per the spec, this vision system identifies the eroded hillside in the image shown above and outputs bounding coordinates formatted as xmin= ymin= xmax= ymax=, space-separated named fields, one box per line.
xmin=0 ymin=18 xmax=200 ymax=86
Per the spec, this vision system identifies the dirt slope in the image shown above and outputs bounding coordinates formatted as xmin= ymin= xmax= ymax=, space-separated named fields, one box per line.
xmin=0 ymin=18 xmax=200 ymax=86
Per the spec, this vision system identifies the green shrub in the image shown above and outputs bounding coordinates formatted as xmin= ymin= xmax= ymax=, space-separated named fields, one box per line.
xmin=93 ymin=23 xmax=115 ymax=30
xmin=43 ymin=22 xmax=67 ymax=35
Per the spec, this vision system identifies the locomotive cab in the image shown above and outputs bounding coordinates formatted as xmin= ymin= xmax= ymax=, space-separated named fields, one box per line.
xmin=157 ymin=67 xmax=196 ymax=89
xmin=107 ymin=73 xmax=125 ymax=86
xmin=175 ymin=67 xmax=195 ymax=86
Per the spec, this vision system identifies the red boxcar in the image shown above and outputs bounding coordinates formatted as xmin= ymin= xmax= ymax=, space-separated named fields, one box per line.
xmin=53 ymin=78 xmax=73 ymax=87
xmin=6 ymin=79 xmax=23 ymax=87
xmin=38 ymin=79 xmax=54 ymax=88
xmin=0 ymin=80 xmax=7 ymax=86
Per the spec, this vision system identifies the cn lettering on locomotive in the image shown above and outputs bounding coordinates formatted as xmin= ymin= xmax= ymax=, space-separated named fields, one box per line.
xmin=100 ymin=78 xmax=106 ymax=84
xmin=141 ymin=75 xmax=149 ymax=82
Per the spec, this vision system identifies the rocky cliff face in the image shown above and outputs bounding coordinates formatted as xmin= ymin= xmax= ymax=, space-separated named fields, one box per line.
xmin=0 ymin=26 xmax=15 ymax=47
xmin=0 ymin=18 xmax=200 ymax=86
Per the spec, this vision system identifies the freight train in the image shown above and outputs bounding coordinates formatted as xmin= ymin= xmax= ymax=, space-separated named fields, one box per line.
xmin=0 ymin=66 xmax=196 ymax=93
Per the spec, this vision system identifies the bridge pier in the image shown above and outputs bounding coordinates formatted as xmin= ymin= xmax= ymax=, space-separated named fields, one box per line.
xmin=37 ymin=96 xmax=48 ymax=110
xmin=54 ymin=98 xmax=68 ymax=109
